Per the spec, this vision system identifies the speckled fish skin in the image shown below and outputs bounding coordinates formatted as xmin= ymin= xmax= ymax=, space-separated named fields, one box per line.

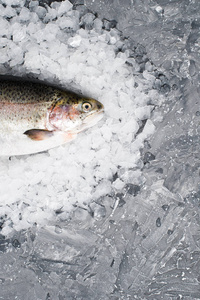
xmin=0 ymin=79 xmax=104 ymax=156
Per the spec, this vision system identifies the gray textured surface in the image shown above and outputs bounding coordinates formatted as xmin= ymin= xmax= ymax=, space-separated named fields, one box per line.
xmin=85 ymin=0 xmax=200 ymax=200
xmin=1 ymin=0 xmax=200 ymax=299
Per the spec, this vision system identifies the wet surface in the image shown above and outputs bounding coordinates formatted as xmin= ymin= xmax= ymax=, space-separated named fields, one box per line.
xmin=0 ymin=0 xmax=200 ymax=299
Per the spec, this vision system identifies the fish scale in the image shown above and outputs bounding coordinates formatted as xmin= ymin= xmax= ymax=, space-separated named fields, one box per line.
xmin=0 ymin=78 xmax=104 ymax=156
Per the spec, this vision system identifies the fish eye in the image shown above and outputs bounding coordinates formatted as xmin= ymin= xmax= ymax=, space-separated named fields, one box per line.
xmin=82 ymin=102 xmax=92 ymax=112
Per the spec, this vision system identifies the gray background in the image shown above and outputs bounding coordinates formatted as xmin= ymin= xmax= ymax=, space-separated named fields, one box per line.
xmin=0 ymin=0 xmax=200 ymax=299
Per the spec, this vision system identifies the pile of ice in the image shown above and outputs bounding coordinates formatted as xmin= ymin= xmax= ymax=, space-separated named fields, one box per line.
xmin=0 ymin=0 xmax=165 ymax=235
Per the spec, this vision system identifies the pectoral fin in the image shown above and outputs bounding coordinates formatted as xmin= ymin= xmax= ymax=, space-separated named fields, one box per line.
xmin=24 ymin=129 xmax=54 ymax=141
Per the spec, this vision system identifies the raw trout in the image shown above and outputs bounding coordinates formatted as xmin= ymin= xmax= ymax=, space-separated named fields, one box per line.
xmin=0 ymin=79 xmax=104 ymax=156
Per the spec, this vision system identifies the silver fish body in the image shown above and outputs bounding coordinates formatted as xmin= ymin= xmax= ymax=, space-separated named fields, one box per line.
xmin=0 ymin=79 xmax=104 ymax=156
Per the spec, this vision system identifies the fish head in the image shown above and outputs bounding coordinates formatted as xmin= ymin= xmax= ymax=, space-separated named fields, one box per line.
xmin=47 ymin=92 xmax=104 ymax=133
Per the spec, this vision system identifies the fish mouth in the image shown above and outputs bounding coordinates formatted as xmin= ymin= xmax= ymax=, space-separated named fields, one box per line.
xmin=83 ymin=108 xmax=104 ymax=124
xmin=74 ymin=108 xmax=104 ymax=133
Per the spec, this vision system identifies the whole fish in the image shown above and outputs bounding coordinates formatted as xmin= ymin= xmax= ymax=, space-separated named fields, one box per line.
xmin=0 ymin=78 xmax=104 ymax=156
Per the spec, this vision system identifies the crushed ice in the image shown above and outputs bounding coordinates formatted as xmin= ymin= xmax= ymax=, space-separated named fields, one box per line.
xmin=0 ymin=0 xmax=165 ymax=235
